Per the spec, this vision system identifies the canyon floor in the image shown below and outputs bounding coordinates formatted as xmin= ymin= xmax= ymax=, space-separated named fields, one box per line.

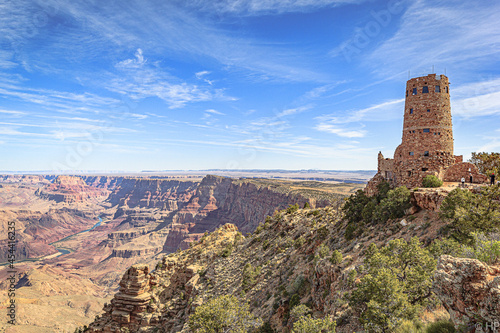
xmin=0 ymin=173 xmax=364 ymax=332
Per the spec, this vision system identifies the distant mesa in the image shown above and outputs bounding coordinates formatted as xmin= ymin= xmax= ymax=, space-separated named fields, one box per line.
xmin=366 ymin=74 xmax=487 ymax=194
xmin=36 ymin=175 xmax=109 ymax=203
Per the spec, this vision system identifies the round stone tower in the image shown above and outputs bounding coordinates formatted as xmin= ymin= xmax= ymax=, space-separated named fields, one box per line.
xmin=391 ymin=74 xmax=459 ymax=187
xmin=394 ymin=74 xmax=453 ymax=161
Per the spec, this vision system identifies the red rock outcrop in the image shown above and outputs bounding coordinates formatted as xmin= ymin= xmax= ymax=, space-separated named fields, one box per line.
xmin=433 ymin=255 xmax=500 ymax=330
xmin=37 ymin=176 xmax=108 ymax=203
xmin=107 ymin=178 xmax=198 ymax=209
xmin=411 ymin=189 xmax=448 ymax=211
xmin=89 ymin=264 xmax=152 ymax=332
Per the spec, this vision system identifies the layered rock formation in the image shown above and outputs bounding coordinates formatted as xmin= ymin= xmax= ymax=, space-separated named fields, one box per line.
xmin=103 ymin=175 xmax=342 ymax=256
xmin=81 ymin=176 xmax=125 ymax=190
xmin=89 ymin=264 xmax=152 ymax=332
xmin=433 ymin=255 xmax=500 ymax=330
xmin=107 ymin=178 xmax=198 ymax=209
xmin=36 ymin=176 xmax=109 ymax=203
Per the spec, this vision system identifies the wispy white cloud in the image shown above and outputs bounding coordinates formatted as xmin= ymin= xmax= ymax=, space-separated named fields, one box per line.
xmin=367 ymin=0 xmax=500 ymax=75
xmin=41 ymin=1 xmax=328 ymax=82
xmin=0 ymin=82 xmax=121 ymax=114
xmin=205 ymin=109 xmax=225 ymax=115
xmin=186 ymin=0 xmax=367 ymax=15
xmin=195 ymin=71 xmax=214 ymax=85
xmin=0 ymin=109 xmax=26 ymax=116
xmin=115 ymin=48 xmax=147 ymax=69
xmin=129 ymin=113 xmax=149 ymax=120
xmin=0 ymin=51 xmax=17 ymax=69
xmin=452 ymin=78 xmax=500 ymax=118
xmin=315 ymin=123 xmax=366 ymax=138
xmin=107 ymin=49 xmax=237 ymax=108
xmin=277 ymin=105 xmax=312 ymax=118
xmin=315 ymin=98 xmax=403 ymax=137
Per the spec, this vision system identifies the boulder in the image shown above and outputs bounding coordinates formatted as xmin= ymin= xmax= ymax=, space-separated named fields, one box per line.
xmin=433 ymin=255 xmax=500 ymax=330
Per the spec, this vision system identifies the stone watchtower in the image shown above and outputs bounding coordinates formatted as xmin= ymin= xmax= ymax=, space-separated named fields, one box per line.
xmin=366 ymin=73 xmax=487 ymax=194
xmin=392 ymin=74 xmax=460 ymax=186
xmin=395 ymin=74 xmax=453 ymax=161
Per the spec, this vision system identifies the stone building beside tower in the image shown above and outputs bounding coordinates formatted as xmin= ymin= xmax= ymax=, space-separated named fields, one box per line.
xmin=366 ymin=74 xmax=486 ymax=194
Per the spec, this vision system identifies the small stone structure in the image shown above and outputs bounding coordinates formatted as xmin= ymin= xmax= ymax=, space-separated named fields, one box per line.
xmin=366 ymin=74 xmax=487 ymax=194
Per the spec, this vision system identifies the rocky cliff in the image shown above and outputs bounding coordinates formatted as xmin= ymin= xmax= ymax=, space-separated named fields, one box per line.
xmin=104 ymin=175 xmax=343 ymax=257
xmin=81 ymin=176 xmax=125 ymax=190
xmin=433 ymin=255 xmax=500 ymax=331
xmin=107 ymin=178 xmax=199 ymax=209
xmin=36 ymin=175 xmax=109 ymax=203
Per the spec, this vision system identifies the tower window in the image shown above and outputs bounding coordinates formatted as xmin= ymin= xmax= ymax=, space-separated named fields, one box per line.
xmin=406 ymin=90 xmax=408 ymax=97
xmin=410 ymin=108 xmax=413 ymax=114
xmin=423 ymin=128 xmax=430 ymax=133
xmin=422 ymin=168 xmax=428 ymax=171
xmin=424 ymin=151 xmax=429 ymax=156
xmin=445 ymin=86 xmax=449 ymax=93
xmin=409 ymin=152 xmax=414 ymax=156
xmin=408 ymin=171 xmax=412 ymax=177
xmin=412 ymin=88 xmax=417 ymax=95
xmin=427 ymin=109 xmax=430 ymax=112
xmin=422 ymin=86 xmax=429 ymax=93
xmin=435 ymin=85 xmax=440 ymax=92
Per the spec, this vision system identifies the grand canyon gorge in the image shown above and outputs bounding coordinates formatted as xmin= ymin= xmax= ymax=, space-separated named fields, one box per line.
xmin=0 ymin=172 xmax=366 ymax=332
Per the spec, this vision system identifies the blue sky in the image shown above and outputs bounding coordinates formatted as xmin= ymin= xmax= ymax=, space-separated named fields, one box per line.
xmin=1 ymin=0 xmax=499 ymax=172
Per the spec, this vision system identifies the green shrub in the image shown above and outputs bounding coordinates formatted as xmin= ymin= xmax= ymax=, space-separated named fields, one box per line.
xmin=188 ymin=295 xmax=261 ymax=333
xmin=425 ymin=319 xmax=456 ymax=333
xmin=343 ymin=182 xmax=409 ymax=240
xmin=257 ymin=322 xmax=275 ymax=333
xmin=440 ymin=185 xmax=500 ymax=243
xmin=294 ymin=237 xmax=305 ymax=249
xmin=422 ymin=175 xmax=443 ymax=188
xmin=242 ymin=263 xmax=261 ymax=292
xmin=373 ymin=186 xmax=412 ymax=223
xmin=289 ymin=294 xmax=300 ymax=309
xmin=429 ymin=238 xmax=463 ymax=259
xmin=349 ymin=238 xmax=436 ymax=333
xmin=316 ymin=226 xmax=329 ymax=240
xmin=291 ymin=314 xmax=336 ymax=333
xmin=345 ymin=223 xmax=359 ymax=241
xmin=287 ymin=204 xmax=300 ymax=214
xmin=303 ymin=202 xmax=310 ymax=209
xmin=462 ymin=232 xmax=500 ymax=264
xmin=330 ymin=250 xmax=343 ymax=265
xmin=318 ymin=243 xmax=330 ymax=258
xmin=219 ymin=243 xmax=233 ymax=257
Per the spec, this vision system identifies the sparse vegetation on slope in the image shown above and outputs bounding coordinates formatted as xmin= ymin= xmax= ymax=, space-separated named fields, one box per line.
xmin=439 ymin=184 xmax=500 ymax=243
xmin=343 ymin=181 xmax=411 ymax=240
